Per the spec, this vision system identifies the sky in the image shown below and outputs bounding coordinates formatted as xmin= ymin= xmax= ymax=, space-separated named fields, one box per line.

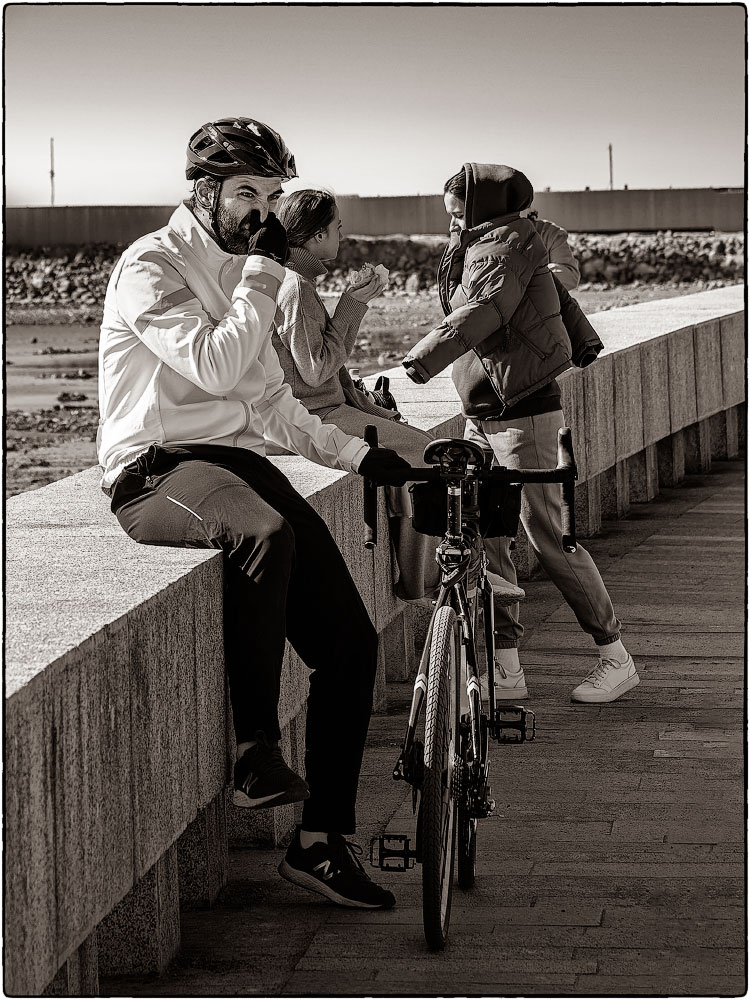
xmin=3 ymin=3 xmax=746 ymax=206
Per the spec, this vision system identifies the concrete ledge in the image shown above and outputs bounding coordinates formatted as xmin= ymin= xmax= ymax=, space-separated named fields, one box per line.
xmin=5 ymin=284 xmax=744 ymax=995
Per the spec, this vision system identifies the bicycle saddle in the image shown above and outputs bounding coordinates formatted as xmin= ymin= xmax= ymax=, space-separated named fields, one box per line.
xmin=423 ymin=438 xmax=489 ymax=474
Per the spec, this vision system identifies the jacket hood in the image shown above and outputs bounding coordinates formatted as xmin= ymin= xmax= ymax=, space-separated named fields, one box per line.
xmin=463 ymin=163 xmax=534 ymax=228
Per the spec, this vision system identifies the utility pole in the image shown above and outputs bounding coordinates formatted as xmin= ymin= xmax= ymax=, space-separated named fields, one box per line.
xmin=608 ymin=143 xmax=613 ymax=191
xmin=50 ymin=137 xmax=55 ymax=207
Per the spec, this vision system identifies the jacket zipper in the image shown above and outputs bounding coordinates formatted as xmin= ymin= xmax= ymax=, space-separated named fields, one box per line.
xmin=232 ymin=400 xmax=251 ymax=447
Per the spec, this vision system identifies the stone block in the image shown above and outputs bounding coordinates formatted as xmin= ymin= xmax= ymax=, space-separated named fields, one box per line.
xmin=379 ymin=613 xmax=414 ymax=683
xmin=720 ymin=312 xmax=746 ymax=407
xmin=684 ymin=418 xmax=712 ymax=475
xmin=613 ymin=346 xmax=644 ymax=461
xmin=177 ymin=792 xmax=228 ymax=909
xmin=192 ymin=558 xmax=227 ymax=808
xmin=639 ymin=335 xmax=671 ymax=448
xmin=657 ymin=430 xmax=686 ymax=487
xmin=129 ymin=573 xmax=199 ymax=878
xmin=373 ymin=644 xmax=389 ymax=713
xmin=559 ymin=370 xmax=588 ymax=483
xmin=49 ymin=621 xmax=133 ymax=966
xmin=693 ymin=318 xmax=724 ymax=419
xmin=4 ymin=529 xmax=217 ymax=700
xmin=601 ymin=461 xmax=630 ymax=520
xmin=98 ymin=845 xmax=180 ymax=977
xmin=4 ymin=674 xmax=57 ymax=997
xmin=582 ymin=354 xmax=616 ymax=479
xmin=277 ymin=645 xmax=310 ymax=732
xmin=628 ymin=445 xmax=659 ymax=503
xmin=43 ymin=932 xmax=99 ymax=997
xmin=709 ymin=410 xmax=738 ymax=461
xmin=407 ymin=600 xmax=435 ymax=656
xmin=574 ymin=475 xmax=602 ymax=538
xmin=667 ymin=325 xmax=698 ymax=433
xmin=289 ymin=704 xmax=308 ymax=779
xmin=726 ymin=406 xmax=740 ymax=460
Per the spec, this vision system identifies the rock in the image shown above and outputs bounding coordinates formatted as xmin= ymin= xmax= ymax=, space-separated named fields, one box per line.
xmin=56 ymin=391 xmax=88 ymax=403
xmin=405 ymin=273 xmax=421 ymax=295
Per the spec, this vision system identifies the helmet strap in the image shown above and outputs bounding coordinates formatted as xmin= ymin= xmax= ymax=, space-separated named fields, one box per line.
xmin=208 ymin=179 xmax=233 ymax=254
xmin=193 ymin=176 xmax=232 ymax=254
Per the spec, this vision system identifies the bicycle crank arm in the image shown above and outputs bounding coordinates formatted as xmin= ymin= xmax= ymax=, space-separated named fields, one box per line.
xmin=370 ymin=834 xmax=419 ymax=871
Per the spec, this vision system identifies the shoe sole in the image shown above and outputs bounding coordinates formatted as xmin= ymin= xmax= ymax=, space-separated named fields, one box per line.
xmin=233 ymin=786 xmax=310 ymax=809
xmin=571 ymin=673 xmax=640 ymax=704
xmin=278 ymin=860 xmax=394 ymax=909
xmin=495 ymin=686 xmax=529 ymax=700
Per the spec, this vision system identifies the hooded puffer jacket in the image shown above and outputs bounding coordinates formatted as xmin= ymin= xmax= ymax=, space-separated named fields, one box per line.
xmin=403 ymin=164 xmax=575 ymax=419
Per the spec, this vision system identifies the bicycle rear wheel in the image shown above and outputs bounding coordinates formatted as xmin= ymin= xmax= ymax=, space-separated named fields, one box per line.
xmin=421 ymin=605 xmax=460 ymax=950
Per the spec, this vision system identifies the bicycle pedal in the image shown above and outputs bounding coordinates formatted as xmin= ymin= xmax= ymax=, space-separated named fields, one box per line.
xmin=493 ymin=706 xmax=536 ymax=743
xmin=369 ymin=834 xmax=418 ymax=871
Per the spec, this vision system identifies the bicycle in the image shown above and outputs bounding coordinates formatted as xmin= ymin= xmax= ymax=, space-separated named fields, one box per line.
xmin=362 ymin=424 xmax=578 ymax=950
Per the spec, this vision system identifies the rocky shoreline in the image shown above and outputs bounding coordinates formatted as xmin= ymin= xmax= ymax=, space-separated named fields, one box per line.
xmin=6 ymin=231 xmax=743 ymax=325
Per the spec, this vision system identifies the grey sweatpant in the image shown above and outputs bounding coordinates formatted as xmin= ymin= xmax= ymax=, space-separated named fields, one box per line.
xmin=465 ymin=410 xmax=622 ymax=648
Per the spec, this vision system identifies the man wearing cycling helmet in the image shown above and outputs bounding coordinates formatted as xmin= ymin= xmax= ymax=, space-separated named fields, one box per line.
xmin=98 ymin=117 xmax=406 ymax=909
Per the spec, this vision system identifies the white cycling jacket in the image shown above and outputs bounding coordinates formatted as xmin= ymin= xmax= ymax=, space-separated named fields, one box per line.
xmin=97 ymin=202 xmax=369 ymax=487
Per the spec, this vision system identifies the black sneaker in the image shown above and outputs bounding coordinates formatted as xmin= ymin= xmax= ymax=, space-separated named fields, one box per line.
xmin=233 ymin=733 xmax=310 ymax=809
xmin=278 ymin=827 xmax=396 ymax=909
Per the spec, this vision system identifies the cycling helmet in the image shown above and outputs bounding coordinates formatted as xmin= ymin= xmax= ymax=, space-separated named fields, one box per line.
xmin=186 ymin=117 xmax=297 ymax=181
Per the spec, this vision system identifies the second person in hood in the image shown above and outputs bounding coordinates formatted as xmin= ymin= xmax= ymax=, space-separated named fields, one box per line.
xmin=402 ymin=163 xmax=640 ymax=705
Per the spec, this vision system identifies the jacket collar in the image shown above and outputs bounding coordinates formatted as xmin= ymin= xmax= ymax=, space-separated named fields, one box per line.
xmin=455 ymin=211 xmax=524 ymax=249
xmin=169 ymin=202 xmax=248 ymax=265
xmin=287 ymin=246 xmax=329 ymax=282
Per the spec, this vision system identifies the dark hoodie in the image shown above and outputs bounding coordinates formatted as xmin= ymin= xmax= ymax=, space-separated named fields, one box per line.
xmin=404 ymin=163 xmax=574 ymax=419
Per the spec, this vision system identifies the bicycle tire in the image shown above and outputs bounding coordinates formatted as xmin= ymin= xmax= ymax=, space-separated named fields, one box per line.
xmin=421 ymin=605 xmax=460 ymax=950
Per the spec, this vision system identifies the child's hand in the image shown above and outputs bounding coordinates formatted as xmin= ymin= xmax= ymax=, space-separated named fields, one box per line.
xmin=347 ymin=274 xmax=385 ymax=303
xmin=348 ymin=262 xmax=390 ymax=293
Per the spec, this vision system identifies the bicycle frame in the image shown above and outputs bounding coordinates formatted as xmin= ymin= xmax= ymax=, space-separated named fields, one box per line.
xmin=395 ymin=471 xmax=488 ymax=795
xmin=365 ymin=426 xmax=576 ymax=912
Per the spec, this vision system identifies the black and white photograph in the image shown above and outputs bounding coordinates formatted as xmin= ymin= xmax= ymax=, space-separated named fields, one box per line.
xmin=4 ymin=2 xmax=746 ymax=997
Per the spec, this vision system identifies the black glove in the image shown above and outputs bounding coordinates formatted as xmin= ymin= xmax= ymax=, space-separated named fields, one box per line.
xmin=358 ymin=446 xmax=412 ymax=486
xmin=246 ymin=212 xmax=289 ymax=264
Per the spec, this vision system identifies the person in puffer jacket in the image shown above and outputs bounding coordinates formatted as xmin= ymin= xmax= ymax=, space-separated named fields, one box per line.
xmin=402 ymin=163 xmax=639 ymax=706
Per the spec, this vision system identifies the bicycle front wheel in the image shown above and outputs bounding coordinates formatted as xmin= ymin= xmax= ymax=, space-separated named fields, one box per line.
xmin=421 ymin=605 xmax=460 ymax=950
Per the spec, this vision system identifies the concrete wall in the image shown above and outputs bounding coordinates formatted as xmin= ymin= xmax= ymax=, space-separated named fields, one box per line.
xmin=6 ymin=188 xmax=744 ymax=246
xmin=4 ymin=285 xmax=745 ymax=995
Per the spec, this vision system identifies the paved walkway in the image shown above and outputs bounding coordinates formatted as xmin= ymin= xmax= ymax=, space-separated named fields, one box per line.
xmin=104 ymin=460 xmax=745 ymax=997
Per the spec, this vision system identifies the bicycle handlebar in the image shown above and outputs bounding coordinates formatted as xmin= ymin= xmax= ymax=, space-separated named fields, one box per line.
xmin=362 ymin=425 xmax=578 ymax=551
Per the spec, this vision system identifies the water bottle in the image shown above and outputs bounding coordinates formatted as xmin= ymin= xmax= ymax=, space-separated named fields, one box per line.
xmin=349 ymin=368 xmax=367 ymax=393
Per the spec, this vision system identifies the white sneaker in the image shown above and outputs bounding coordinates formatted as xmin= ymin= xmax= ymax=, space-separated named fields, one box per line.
xmin=571 ymin=654 xmax=640 ymax=704
xmin=495 ymin=666 xmax=528 ymax=700
xmin=487 ymin=571 xmax=526 ymax=608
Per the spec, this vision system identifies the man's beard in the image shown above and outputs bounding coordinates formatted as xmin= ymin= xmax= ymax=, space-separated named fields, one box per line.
xmin=215 ymin=205 xmax=263 ymax=255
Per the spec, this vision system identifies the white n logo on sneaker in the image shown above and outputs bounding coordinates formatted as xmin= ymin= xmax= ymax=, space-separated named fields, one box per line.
xmin=313 ymin=860 xmax=338 ymax=881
